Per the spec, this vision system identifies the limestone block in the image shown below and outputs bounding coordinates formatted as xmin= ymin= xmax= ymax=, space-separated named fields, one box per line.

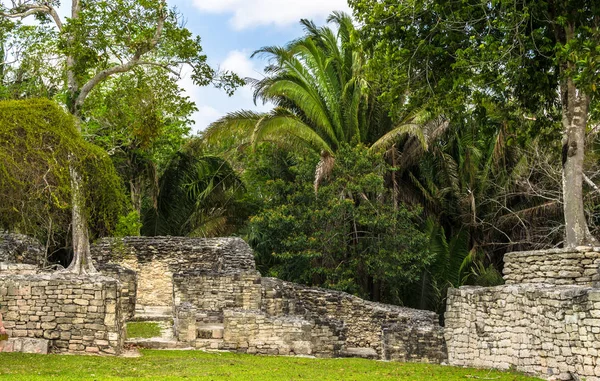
xmin=2 ymin=338 xmax=49 ymax=354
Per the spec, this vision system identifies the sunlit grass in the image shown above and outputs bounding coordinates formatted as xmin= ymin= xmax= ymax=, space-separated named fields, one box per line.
xmin=0 ymin=349 xmax=544 ymax=380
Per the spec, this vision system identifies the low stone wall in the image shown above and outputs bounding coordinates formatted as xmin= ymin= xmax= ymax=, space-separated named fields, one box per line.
xmin=261 ymin=278 xmax=446 ymax=362
xmin=445 ymin=284 xmax=600 ymax=381
xmin=92 ymin=237 xmax=256 ymax=312
xmin=503 ymin=247 xmax=600 ymax=286
xmin=96 ymin=264 xmax=137 ymax=320
xmin=173 ymin=271 xmax=262 ymax=314
xmin=0 ymin=273 xmax=124 ymax=355
xmin=383 ymin=322 xmax=448 ymax=363
xmin=221 ymin=309 xmax=342 ymax=357
xmin=0 ymin=262 xmax=39 ymax=275
xmin=0 ymin=233 xmax=45 ymax=267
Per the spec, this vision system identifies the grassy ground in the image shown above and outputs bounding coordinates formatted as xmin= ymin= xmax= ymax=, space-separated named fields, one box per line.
xmin=125 ymin=322 xmax=162 ymax=339
xmin=0 ymin=349 xmax=543 ymax=381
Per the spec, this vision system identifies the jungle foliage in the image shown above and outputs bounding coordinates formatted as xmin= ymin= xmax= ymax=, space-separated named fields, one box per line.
xmin=247 ymin=144 xmax=430 ymax=304
xmin=4 ymin=1 xmax=600 ymax=311
xmin=0 ymin=99 xmax=125 ymax=248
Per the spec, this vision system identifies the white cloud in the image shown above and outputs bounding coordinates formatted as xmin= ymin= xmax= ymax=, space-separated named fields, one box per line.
xmin=221 ymin=50 xmax=262 ymax=79
xmin=192 ymin=0 xmax=351 ymax=30
xmin=179 ymin=50 xmax=272 ymax=134
xmin=193 ymin=105 xmax=222 ymax=131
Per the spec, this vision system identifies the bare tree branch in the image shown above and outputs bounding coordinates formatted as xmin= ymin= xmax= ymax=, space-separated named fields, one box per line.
xmin=0 ymin=2 xmax=63 ymax=30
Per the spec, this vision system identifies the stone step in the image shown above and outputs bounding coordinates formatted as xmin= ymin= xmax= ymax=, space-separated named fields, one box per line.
xmin=194 ymin=338 xmax=225 ymax=350
xmin=341 ymin=347 xmax=379 ymax=359
xmin=197 ymin=324 xmax=224 ymax=339
xmin=1 ymin=338 xmax=49 ymax=354
xmin=133 ymin=306 xmax=173 ymax=320
xmin=125 ymin=338 xmax=192 ymax=350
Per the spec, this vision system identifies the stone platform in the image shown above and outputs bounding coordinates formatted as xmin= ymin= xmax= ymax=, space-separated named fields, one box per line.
xmin=446 ymin=247 xmax=600 ymax=381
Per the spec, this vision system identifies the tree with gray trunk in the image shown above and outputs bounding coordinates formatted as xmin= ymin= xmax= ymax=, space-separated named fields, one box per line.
xmin=0 ymin=0 xmax=242 ymax=273
xmin=351 ymin=0 xmax=600 ymax=247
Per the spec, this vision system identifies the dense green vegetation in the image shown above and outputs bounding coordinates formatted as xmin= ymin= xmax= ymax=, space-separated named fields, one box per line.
xmin=1 ymin=1 xmax=600 ymax=311
xmin=0 ymin=350 xmax=543 ymax=380
xmin=0 ymin=99 xmax=125 ymax=255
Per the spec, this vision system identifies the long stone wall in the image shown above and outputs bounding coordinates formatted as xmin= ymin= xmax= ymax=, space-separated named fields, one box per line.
xmin=261 ymin=278 xmax=447 ymax=362
xmin=504 ymin=247 xmax=600 ymax=286
xmin=92 ymin=237 xmax=256 ymax=273
xmin=446 ymin=248 xmax=600 ymax=380
xmin=0 ymin=273 xmax=124 ymax=355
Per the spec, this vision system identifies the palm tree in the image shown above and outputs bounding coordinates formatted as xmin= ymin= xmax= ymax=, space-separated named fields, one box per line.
xmin=203 ymin=12 xmax=446 ymax=191
xmin=142 ymin=141 xmax=245 ymax=238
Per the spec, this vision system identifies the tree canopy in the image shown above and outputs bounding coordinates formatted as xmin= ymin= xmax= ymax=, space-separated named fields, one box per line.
xmin=350 ymin=0 xmax=600 ymax=247
xmin=0 ymin=98 xmax=125 ymax=249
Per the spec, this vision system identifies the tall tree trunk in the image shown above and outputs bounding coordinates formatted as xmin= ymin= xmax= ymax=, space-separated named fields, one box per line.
xmin=560 ymin=77 xmax=597 ymax=247
xmin=130 ymin=176 xmax=143 ymax=215
xmin=66 ymin=159 xmax=97 ymax=274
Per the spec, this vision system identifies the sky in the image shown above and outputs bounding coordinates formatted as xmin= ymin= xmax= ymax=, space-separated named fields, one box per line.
xmin=168 ymin=0 xmax=353 ymax=134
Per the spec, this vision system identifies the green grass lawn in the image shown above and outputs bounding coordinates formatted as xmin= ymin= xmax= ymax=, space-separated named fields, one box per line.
xmin=125 ymin=322 xmax=162 ymax=339
xmin=0 ymin=349 xmax=543 ymax=381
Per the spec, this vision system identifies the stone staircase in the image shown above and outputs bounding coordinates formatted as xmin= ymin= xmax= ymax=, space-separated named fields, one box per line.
xmin=130 ymin=306 xmax=173 ymax=322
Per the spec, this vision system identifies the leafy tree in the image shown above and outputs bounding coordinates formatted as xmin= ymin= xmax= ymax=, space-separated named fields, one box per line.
xmin=204 ymin=12 xmax=444 ymax=191
xmin=350 ymin=0 xmax=600 ymax=247
xmin=0 ymin=0 xmax=242 ymax=273
xmin=142 ymin=140 xmax=246 ymax=238
xmin=0 ymin=99 xmax=125 ymax=256
xmin=83 ymin=67 xmax=197 ymax=215
xmin=247 ymin=144 xmax=430 ymax=304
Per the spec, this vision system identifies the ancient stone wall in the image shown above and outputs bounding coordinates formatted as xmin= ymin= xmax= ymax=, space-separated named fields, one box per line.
xmin=173 ymin=271 xmax=262 ymax=314
xmin=0 ymin=233 xmax=45 ymax=267
xmin=503 ymin=247 xmax=600 ymax=286
xmin=91 ymin=237 xmax=255 ymax=314
xmin=261 ymin=278 xmax=446 ymax=363
xmin=0 ymin=262 xmax=39 ymax=275
xmin=0 ymin=273 xmax=124 ymax=355
xmin=94 ymin=236 xmax=446 ymax=363
xmin=221 ymin=309 xmax=342 ymax=357
xmin=446 ymin=284 xmax=600 ymax=381
xmin=96 ymin=264 xmax=137 ymax=320
xmin=445 ymin=248 xmax=600 ymax=380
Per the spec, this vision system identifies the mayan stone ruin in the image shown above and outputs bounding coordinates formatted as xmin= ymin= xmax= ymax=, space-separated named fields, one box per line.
xmin=91 ymin=236 xmax=447 ymax=362
xmin=445 ymin=247 xmax=600 ymax=381
xmin=0 ymin=234 xmax=447 ymax=361
xmin=5 ymin=230 xmax=600 ymax=380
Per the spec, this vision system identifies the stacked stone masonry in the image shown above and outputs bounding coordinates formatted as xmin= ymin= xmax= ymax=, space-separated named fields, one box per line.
xmin=261 ymin=278 xmax=447 ymax=362
xmin=92 ymin=237 xmax=446 ymax=362
xmin=504 ymin=247 xmax=600 ymax=286
xmin=173 ymin=271 xmax=262 ymax=315
xmin=92 ymin=237 xmax=255 ymax=314
xmin=0 ymin=233 xmax=45 ymax=267
xmin=446 ymin=247 xmax=600 ymax=381
xmin=96 ymin=264 xmax=137 ymax=321
xmin=0 ymin=273 xmax=124 ymax=355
